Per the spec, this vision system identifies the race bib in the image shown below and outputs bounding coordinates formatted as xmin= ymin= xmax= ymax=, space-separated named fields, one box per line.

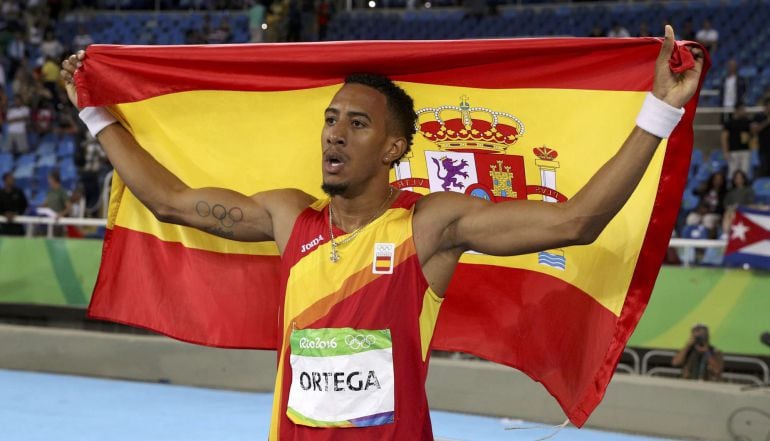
xmin=287 ymin=328 xmax=395 ymax=428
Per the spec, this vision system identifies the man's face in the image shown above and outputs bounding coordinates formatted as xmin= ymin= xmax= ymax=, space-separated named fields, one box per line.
xmin=692 ymin=326 xmax=709 ymax=345
xmin=321 ymin=84 xmax=396 ymax=196
xmin=3 ymin=175 xmax=13 ymax=189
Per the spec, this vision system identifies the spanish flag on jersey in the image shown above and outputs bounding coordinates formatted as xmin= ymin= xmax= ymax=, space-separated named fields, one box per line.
xmin=80 ymin=38 xmax=708 ymax=427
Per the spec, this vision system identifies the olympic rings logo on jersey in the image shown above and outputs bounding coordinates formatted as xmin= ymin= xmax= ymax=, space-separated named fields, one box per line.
xmin=345 ymin=334 xmax=376 ymax=351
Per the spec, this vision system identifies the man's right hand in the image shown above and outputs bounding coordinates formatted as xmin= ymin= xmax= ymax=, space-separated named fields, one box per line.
xmin=60 ymin=50 xmax=85 ymax=109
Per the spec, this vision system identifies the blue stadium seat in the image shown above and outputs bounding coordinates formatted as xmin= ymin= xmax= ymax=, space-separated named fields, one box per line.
xmin=16 ymin=154 xmax=36 ymax=168
xmin=29 ymin=190 xmax=47 ymax=207
xmin=37 ymin=153 xmax=57 ymax=168
xmin=57 ymin=136 xmax=77 ymax=157
xmin=0 ymin=152 xmax=13 ymax=172
xmin=753 ymin=177 xmax=770 ymax=204
xmin=682 ymin=191 xmax=699 ymax=212
xmin=682 ymin=224 xmax=709 ymax=240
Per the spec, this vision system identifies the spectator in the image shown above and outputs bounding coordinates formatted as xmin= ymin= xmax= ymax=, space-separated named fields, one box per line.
xmin=696 ymin=19 xmax=718 ymax=53
xmin=721 ymin=170 xmax=755 ymax=235
xmin=27 ymin=19 xmax=44 ymax=51
xmin=724 ymin=170 xmax=755 ymax=208
xmin=69 ymin=184 xmax=86 ymax=218
xmin=588 ymin=25 xmax=604 ymax=38
xmin=720 ymin=59 xmax=747 ymax=116
xmin=672 ymin=324 xmax=723 ymax=381
xmin=0 ymin=172 xmax=28 ymax=236
xmin=751 ymin=97 xmax=770 ymax=177
xmin=686 ymin=171 xmax=726 ymax=233
xmin=184 ymin=28 xmax=206 ymax=45
xmin=637 ymin=21 xmax=651 ymax=38
xmin=5 ymin=30 xmax=27 ymax=80
xmin=41 ymin=170 xmax=70 ymax=236
xmin=80 ymin=133 xmax=109 ymax=208
xmin=317 ymin=0 xmax=331 ymax=41
xmin=39 ymin=29 xmax=64 ymax=61
xmin=40 ymin=56 xmax=61 ymax=104
xmin=248 ymin=0 xmax=266 ymax=42
xmin=606 ymin=22 xmax=630 ymax=38
xmin=206 ymin=20 xmax=232 ymax=44
xmin=286 ymin=0 xmax=302 ymax=42
xmin=71 ymin=25 xmax=94 ymax=52
xmin=722 ymin=102 xmax=754 ymax=178
xmin=680 ymin=18 xmax=695 ymax=41
xmin=34 ymin=100 xmax=55 ymax=135
xmin=3 ymin=95 xmax=30 ymax=155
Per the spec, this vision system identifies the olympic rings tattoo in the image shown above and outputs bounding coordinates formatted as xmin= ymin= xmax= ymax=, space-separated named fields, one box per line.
xmin=195 ymin=201 xmax=244 ymax=229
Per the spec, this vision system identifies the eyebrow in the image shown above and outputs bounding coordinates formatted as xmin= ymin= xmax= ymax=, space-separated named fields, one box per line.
xmin=324 ymin=107 xmax=372 ymax=123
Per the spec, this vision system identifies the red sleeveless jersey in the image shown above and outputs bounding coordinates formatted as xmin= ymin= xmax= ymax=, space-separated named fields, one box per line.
xmin=269 ymin=190 xmax=443 ymax=441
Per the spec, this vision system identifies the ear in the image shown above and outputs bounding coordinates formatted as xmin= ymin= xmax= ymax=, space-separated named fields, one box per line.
xmin=382 ymin=136 xmax=407 ymax=165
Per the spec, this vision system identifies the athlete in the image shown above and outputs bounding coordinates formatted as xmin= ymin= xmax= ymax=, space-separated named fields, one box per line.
xmin=61 ymin=26 xmax=703 ymax=440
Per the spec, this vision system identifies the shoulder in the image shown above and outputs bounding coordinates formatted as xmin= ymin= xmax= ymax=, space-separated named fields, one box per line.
xmin=253 ymin=188 xmax=316 ymax=217
xmin=414 ymin=191 xmax=491 ymax=225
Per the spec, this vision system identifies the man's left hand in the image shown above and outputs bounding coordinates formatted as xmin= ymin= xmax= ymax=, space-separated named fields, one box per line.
xmin=652 ymin=25 xmax=705 ymax=109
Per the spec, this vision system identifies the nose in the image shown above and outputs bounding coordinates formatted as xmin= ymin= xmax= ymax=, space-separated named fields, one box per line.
xmin=326 ymin=125 xmax=346 ymax=147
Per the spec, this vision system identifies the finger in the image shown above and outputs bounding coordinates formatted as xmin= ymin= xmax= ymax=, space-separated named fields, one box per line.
xmin=77 ymin=50 xmax=85 ymax=61
xmin=61 ymin=58 xmax=74 ymax=72
xmin=684 ymin=46 xmax=705 ymax=80
xmin=658 ymin=24 xmax=675 ymax=62
xmin=67 ymin=53 xmax=81 ymax=69
xmin=60 ymin=69 xmax=72 ymax=83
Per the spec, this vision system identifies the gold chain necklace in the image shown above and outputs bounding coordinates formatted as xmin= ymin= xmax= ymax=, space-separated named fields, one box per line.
xmin=328 ymin=186 xmax=394 ymax=263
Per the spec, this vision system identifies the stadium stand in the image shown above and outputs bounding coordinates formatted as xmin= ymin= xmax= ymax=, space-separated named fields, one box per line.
xmin=1 ymin=0 xmax=769 ymax=239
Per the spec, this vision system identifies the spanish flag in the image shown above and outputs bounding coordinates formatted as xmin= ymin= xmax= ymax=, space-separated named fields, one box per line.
xmin=80 ymin=38 xmax=708 ymax=427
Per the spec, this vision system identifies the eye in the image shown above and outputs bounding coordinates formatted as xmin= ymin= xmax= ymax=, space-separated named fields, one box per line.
xmin=325 ymin=116 xmax=336 ymax=125
xmin=352 ymin=120 xmax=366 ymax=128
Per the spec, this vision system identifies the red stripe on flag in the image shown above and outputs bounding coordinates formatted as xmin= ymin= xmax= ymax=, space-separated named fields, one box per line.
xmin=76 ymin=39 xmax=704 ymax=107
xmin=88 ymin=226 xmax=282 ymax=349
xmin=433 ymin=264 xmax=617 ymax=426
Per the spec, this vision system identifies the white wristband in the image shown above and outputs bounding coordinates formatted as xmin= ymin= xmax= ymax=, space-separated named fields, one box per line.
xmin=635 ymin=93 xmax=685 ymax=139
xmin=79 ymin=107 xmax=118 ymax=137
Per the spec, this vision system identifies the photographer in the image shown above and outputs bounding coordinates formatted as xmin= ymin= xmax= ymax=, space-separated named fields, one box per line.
xmin=672 ymin=324 xmax=724 ymax=381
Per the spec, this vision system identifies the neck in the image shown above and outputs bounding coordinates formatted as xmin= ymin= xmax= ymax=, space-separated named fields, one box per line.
xmin=330 ymin=185 xmax=395 ymax=233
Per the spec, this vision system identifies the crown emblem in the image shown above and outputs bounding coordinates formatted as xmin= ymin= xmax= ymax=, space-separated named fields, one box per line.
xmin=533 ymin=146 xmax=558 ymax=160
xmin=416 ymin=96 xmax=524 ymax=153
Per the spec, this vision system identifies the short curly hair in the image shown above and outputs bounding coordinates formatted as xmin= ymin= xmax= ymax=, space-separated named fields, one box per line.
xmin=344 ymin=73 xmax=417 ymax=165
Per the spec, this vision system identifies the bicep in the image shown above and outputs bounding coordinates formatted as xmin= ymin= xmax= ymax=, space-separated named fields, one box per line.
xmin=169 ymin=187 xmax=315 ymax=246
xmin=451 ymin=196 xmax=580 ymax=256
xmin=170 ymin=187 xmax=274 ymax=241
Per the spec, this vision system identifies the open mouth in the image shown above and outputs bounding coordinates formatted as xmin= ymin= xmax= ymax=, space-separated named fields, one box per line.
xmin=323 ymin=152 xmax=347 ymax=173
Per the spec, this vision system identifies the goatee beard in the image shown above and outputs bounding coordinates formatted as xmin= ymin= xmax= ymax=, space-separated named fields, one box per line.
xmin=322 ymin=182 xmax=348 ymax=196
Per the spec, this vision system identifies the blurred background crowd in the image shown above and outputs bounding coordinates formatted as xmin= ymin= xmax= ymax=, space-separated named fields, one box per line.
xmin=1 ymin=0 xmax=769 ymax=249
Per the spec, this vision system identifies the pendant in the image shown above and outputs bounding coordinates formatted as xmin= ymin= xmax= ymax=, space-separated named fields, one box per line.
xmin=330 ymin=248 xmax=340 ymax=263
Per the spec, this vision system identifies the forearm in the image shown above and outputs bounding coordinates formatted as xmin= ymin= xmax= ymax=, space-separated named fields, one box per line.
xmin=564 ymin=127 xmax=660 ymax=243
xmin=671 ymin=345 xmax=690 ymax=366
xmin=96 ymin=123 xmax=189 ymax=218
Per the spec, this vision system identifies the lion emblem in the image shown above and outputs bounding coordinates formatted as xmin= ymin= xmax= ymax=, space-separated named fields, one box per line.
xmin=432 ymin=156 xmax=470 ymax=191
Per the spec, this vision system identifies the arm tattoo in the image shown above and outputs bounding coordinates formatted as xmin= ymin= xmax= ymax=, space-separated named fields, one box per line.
xmin=196 ymin=200 xmax=244 ymax=236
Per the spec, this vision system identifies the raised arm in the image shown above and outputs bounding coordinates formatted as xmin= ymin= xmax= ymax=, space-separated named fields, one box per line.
xmin=417 ymin=27 xmax=703 ymax=277
xmin=60 ymin=52 xmax=314 ymax=251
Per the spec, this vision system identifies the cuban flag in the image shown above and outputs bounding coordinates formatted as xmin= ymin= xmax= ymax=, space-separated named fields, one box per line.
xmin=723 ymin=207 xmax=770 ymax=270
